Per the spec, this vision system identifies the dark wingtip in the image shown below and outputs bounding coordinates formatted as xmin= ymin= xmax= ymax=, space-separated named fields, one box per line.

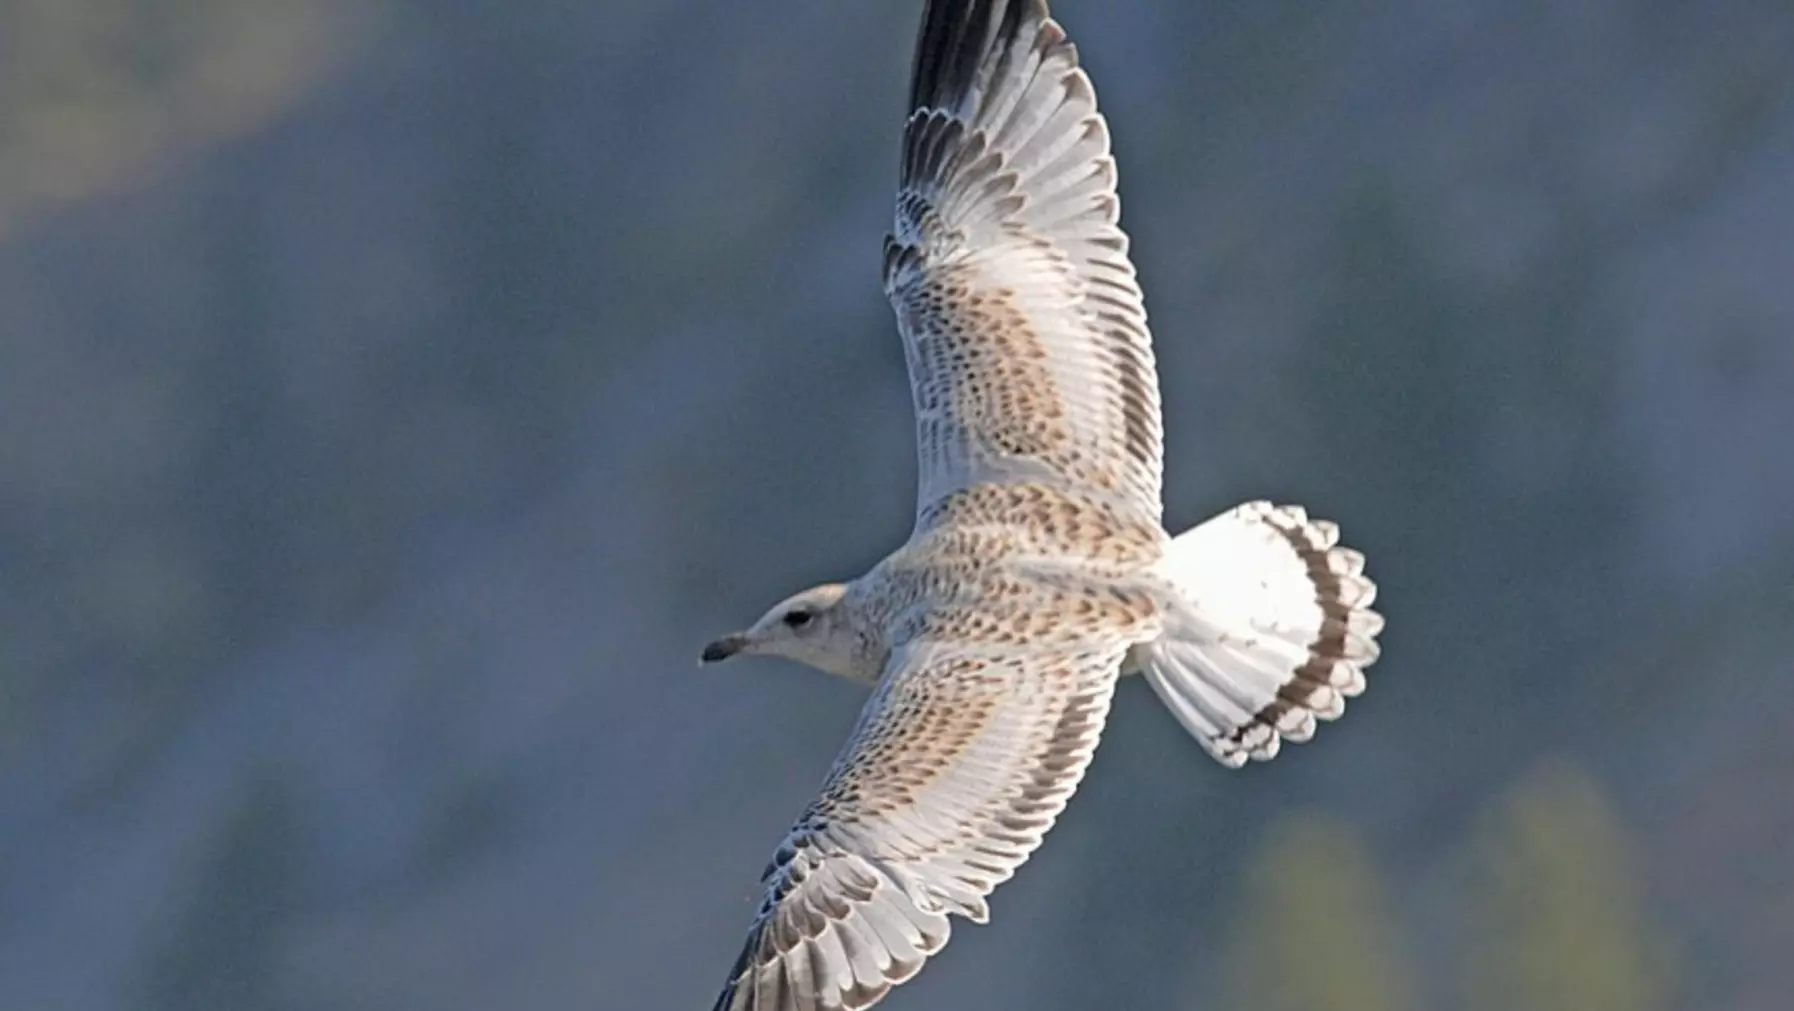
xmin=710 ymin=916 xmax=769 ymax=1011
xmin=908 ymin=0 xmax=1040 ymax=114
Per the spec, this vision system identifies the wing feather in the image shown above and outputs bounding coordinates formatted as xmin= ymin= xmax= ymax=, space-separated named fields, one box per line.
xmin=885 ymin=0 xmax=1164 ymax=528
xmin=711 ymin=637 xmax=1126 ymax=1011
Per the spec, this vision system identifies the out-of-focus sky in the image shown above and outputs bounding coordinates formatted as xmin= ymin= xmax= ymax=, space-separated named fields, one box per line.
xmin=2 ymin=2 xmax=1792 ymax=1009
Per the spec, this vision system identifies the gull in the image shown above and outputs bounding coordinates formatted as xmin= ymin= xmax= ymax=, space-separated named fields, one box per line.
xmin=699 ymin=2 xmax=1384 ymax=1008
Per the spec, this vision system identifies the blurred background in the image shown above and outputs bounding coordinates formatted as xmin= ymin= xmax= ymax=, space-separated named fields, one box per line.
xmin=2 ymin=1 xmax=1792 ymax=1008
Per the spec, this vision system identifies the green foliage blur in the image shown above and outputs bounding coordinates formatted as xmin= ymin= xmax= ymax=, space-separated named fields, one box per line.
xmin=1462 ymin=763 xmax=1676 ymax=1011
xmin=1227 ymin=812 xmax=1414 ymax=1011
xmin=1224 ymin=762 xmax=1677 ymax=1010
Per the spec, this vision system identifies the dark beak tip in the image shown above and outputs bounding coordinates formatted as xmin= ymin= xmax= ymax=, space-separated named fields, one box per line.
xmin=700 ymin=637 xmax=743 ymax=664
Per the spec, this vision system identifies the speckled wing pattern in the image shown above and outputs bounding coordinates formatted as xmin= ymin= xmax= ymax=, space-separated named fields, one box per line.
xmin=884 ymin=0 xmax=1162 ymax=527
xmin=712 ymin=636 xmax=1132 ymax=1011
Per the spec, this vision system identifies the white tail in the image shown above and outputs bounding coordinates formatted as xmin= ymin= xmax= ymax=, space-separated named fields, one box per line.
xmin=1125 ymin=501 xmax=1384 ymax=767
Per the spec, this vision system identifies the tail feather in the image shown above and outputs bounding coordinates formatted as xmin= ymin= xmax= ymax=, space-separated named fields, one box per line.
xmin=1127 ymin=501 xmax=1384 ymax=767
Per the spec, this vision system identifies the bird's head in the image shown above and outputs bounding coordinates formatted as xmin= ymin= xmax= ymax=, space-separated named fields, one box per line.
xmin=701 ymin=582 xmax=863 ymax=678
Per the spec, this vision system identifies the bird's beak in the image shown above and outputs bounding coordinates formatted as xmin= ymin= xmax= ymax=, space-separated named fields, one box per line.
xmin=700 ymin=633 xmax=748 ymax=664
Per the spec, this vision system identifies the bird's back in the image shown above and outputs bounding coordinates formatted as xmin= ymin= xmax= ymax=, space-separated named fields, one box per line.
xmin=852 ymin=479 xmax=1171 ymax=664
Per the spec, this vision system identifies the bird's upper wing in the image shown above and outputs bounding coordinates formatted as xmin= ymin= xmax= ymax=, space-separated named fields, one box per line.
xmin=711 ymin=635 xmax=1128 ymax=1011
xmin=886 ymin=0 xmax=1164 ymax=530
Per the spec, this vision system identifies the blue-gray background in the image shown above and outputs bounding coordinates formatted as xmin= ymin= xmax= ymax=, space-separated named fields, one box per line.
xmin=3 ymin=2 xmax=1792 ymax=1009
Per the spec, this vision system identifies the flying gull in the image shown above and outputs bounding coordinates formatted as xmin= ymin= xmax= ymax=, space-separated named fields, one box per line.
xmin=699 ymin=2 xmax=1384 ymax=1007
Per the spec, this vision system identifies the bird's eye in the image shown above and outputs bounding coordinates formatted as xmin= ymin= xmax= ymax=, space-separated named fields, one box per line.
xmin=782 ymin=609 xmax=813 ymax=629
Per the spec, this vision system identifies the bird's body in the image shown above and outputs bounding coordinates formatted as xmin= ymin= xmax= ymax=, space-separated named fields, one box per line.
xmin=699 ymin=3 xmax=1384 ymax=1008
xmin=838 ymin=480 xmax=1168 ymax=683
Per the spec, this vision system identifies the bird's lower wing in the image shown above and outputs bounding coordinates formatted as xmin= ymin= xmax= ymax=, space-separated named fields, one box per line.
xmin=712 ymin=636 xmax=1129 ymax=1011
